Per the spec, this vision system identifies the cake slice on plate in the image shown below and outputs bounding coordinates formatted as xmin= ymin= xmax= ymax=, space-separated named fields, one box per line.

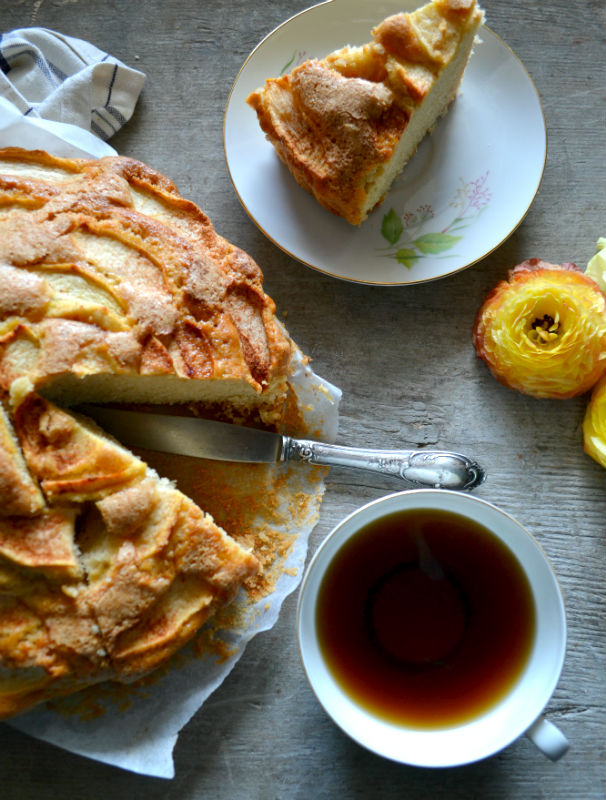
xmin=247 ymin=0 xmax=484 ymax=225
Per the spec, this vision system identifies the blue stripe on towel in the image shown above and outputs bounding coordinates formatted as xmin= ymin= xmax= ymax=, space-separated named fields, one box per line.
xmin=91 ymin=119 xmax=107 ymax=139
xmin=106 ymin=104 xmax=127 ymax=125
xmin=1 ymin=41 xmax=57 ymax=87
xmin=105 ymin=63 xmax=117 ymax=106
xmin=92 ymin=107 xmax=118 ymax=134
xmin=47 ymin=60 xmax=68 ymax=82
xmin=0 ymin=34 xmax=11 ymax=73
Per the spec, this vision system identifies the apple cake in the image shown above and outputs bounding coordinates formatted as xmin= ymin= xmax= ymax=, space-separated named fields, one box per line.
xmin=0 ymin=146 xmax=296 ymax=717
xmin=0 ymin=146 xmax=292 ymax=424
xmin=247 ymin=0 xmax=484 ymax=225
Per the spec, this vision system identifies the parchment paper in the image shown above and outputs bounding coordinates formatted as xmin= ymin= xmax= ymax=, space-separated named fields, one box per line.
xmin=0 ymin=101 xmax=341 ymax=778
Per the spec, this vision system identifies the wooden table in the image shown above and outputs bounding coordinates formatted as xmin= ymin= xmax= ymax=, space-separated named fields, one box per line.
xmin=0 ymin=0 xmax=604 ymax=797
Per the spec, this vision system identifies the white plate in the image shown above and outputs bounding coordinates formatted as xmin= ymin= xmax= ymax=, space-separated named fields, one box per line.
xmin=224 ymin=0 xmax=546 ymax=286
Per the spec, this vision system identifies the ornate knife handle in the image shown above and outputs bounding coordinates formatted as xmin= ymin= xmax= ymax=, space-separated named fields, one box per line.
xmin=281 ymin=438 xmax=485 ymax=491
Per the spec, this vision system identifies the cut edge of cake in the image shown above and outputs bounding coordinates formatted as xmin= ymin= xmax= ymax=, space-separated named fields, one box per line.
xmin=359 ymin=0 xmax=484 ymax=220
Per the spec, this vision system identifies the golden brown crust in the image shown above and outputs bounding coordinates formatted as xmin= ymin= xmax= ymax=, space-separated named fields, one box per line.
xmin=373 ymin=14 xmax=428 ymax=63
xmin=0 ymin=148 xmax=293 ymax=718
xmin=0 ymin=508 xmax=82 ymax=582
xmin=247 ymin=0 xmax=484 ymax=225
xmin=13 ymin=393 xmax=147 ymax=503
xmin=0 ymin=394 xmax=260 ymax=717
xmin=0 ymin=147 xmax=292 ymax=410
xmin=247 ymin=60 xmax=405 ymax=223
xmin=0 ymin=403 xmax=45 ymax=516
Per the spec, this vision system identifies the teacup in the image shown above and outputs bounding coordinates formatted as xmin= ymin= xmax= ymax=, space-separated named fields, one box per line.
xmin=297 ymin=489 xmax=568 ymax=767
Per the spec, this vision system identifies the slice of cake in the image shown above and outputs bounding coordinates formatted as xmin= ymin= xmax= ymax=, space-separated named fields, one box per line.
xmin=247 ymin=0 xmax=484 ymax=225
xmin=0 ymin=391 xmax=259 ymax=718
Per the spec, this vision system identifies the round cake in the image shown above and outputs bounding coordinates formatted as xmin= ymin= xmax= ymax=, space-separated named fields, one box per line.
xmin=0 ymin=147 xmax=296 ymax=718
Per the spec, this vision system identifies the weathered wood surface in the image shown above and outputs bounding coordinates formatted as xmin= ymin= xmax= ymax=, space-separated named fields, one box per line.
xmin=0 ymin=0 xmax=604 ymax=797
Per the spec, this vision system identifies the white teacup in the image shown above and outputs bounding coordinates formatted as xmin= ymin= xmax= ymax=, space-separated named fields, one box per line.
xmin=297 ymin=489 xmax=568 ymax=767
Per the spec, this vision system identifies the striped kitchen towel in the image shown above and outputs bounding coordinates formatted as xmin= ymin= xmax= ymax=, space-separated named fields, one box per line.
xmin=0 ymin=27 xmax=145 ymax=139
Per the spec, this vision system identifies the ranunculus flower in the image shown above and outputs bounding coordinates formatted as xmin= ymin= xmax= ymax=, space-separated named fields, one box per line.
xmin=586 ymin=236 xmax=606 ymax=293
xmin=583 ymin=375 xmax=606 ymax=467
xmin=473 ymin=259 xmax=606 ymax=399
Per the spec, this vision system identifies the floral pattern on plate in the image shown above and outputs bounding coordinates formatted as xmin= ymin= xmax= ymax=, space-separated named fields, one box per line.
xmin=379 ymin=172 xmax=492 ymax=269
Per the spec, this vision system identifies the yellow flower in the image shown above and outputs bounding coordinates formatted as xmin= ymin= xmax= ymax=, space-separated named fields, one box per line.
xmin=583 ymin=375 xmax=606 ymax=468
xmin=473 ymin=259 xmax=606 ymax=399
xmin=586 ymin=236 xmax=606 ymax=293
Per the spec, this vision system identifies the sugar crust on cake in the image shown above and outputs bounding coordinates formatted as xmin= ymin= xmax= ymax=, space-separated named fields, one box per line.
xmin=0 ymin=148 xmax=298 ymax=718
xmin=247 ymin=0 xmax=484 ymax=225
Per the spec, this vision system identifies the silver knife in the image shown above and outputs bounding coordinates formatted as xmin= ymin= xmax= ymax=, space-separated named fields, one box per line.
xmin=78 ymin=405 xmax=486 ymax=491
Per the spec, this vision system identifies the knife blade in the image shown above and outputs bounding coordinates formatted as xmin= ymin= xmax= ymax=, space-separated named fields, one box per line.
xmin=78 ymin=405 xmax=486 ymax=491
